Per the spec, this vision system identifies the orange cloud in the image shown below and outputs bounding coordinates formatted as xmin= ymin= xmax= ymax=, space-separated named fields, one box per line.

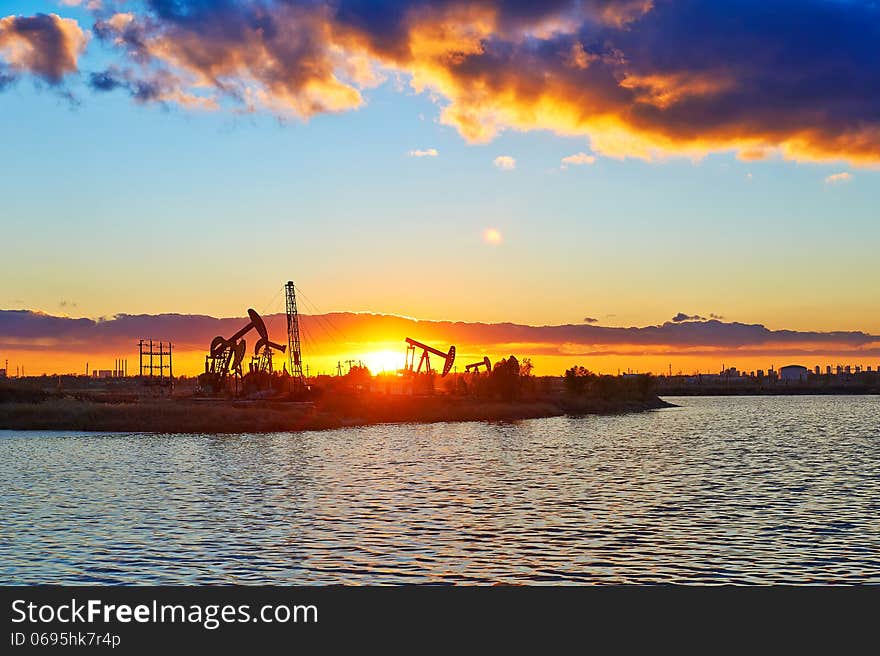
xmin=824 ymin=172 xmax=852 ymax=184
xmin=83 ymin=1 xmax=880 ymax=166
xmin=6 ymin=305 xmax=880 ymax=380
xmin=561 ymin=152 xmax=596 ymax=168
xmin=0 ymin=13 xmax=87 ymax=83
xmin=94 ymin=6 xmax=367 ymax=118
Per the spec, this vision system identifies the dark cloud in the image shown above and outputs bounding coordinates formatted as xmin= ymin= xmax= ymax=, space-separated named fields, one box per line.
xmin=75 ymin=0 xmax=880 ymax=164
xmin=1 ymin=310 xmax=877 ymax=359
xmin=0 ymin=64 xmax=14 ymax=90
xmin=88 ymin=70 xmax=124 ymax=91
xmin=88 ymin=66 xmax=205 ymax=106
xmin=672 ymin=312 xmax=706 ymax=323
xmin=0 ymin=13 xmax=88 ymax=86
xmin=583 ymin=317 xmax=598 ymax=323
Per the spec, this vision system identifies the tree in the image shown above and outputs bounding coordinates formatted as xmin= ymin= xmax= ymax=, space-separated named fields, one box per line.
xmin=345 ymin=364 xmax=372 ymax=389
xmin=563 ymin=366 xmax=595 ymax=395
xmin=489 ymin=355 xmax=521 ymax=401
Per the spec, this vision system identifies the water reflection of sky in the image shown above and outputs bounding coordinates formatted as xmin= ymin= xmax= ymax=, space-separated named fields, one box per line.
xmin=1 ymin=395 xmax=878 ymax=584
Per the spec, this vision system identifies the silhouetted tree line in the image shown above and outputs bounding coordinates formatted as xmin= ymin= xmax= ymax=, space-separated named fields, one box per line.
xmin=459 ymin=355 xmax=535 ymax=401
xmin=564 ymin=366 xmax=655 ymax=401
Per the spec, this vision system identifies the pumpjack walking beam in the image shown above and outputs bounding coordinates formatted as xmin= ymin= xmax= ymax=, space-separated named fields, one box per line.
xmin=404 ymin=337 xmax=456 ymax=377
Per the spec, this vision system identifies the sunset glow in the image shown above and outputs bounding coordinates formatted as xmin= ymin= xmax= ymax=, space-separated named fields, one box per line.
xmin=359 ymin=350 xmax=406 ymax=375
xmin=0 ymin=0 xmax=878 ymax=380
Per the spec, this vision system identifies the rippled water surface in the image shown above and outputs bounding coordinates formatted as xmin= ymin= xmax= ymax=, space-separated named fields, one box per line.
xmin=2 ymin=396 xmax=879 ymax=584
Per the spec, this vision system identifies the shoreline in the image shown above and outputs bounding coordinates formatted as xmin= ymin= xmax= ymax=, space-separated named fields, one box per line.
xmin=658 ymin=390 xmax=879 ymax=396
xmin=0 ymin=395 xmax=673 ymax=434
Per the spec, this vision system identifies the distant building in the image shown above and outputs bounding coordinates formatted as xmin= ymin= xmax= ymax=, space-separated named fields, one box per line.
xmin=779 ymin=365 xmax=809 ymax=382
xmin=0 ymin=368 xmax=6 ymax=378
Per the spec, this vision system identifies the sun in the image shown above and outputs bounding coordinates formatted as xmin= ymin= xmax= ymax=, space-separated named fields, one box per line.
xmin=483 ymin=227 xmax=503 ymax=245
xmin=360 ymin=350 xmax=405 ymax=374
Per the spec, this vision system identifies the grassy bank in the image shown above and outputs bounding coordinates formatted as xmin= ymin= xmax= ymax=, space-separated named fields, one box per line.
xmin=0 ymin=393 xmax=670 ymax=434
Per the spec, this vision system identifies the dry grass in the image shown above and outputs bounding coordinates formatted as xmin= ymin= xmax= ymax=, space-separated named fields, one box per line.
xmin=0 ymin=392 xmax=668 ymax=434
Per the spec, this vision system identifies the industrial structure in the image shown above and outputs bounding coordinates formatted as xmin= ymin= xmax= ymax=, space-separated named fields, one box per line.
xmin=93 ymin=358 xmax=129 ymax=378
xmin=285 ymin=281 xmax=305 ymax=388
xmin=465 ymin=357 xmax=492 ymax=374
xmin=404 ymin=337 xmax=456 ymax=376
xmin=779 ymin=364 xmax=810 ymax=382
xmin=138 ymin=340 xmax=172 ymax=381
xmin=203 ymin=308 xmax=285 ymax=394
xmin=196 ymin=280 xmax=309 ymax=396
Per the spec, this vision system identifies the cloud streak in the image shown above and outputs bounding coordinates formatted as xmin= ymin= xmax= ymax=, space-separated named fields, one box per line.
xmin=2 ymin=310 xmax=878 ymax=363
xmin=561 ymin=152 xmax=596 ymax=168
xmin=825 ymin=172 xmax=852 ymax=184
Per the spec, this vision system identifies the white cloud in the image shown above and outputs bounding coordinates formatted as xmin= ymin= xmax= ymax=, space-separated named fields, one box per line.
xmin=493 ymin=155 xmax=516 ymax=170
xmin=408 ymin=148 xmax=438 ymax=157
xmin=824 ymin=171 xmax=852 ymax=184
xmin=560 ymin=152 xmax=596 ymax=168
xmin=59 ymin=0 xmax=103 ymax=8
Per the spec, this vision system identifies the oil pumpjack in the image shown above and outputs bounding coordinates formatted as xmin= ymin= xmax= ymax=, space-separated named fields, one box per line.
xmin=404 ymin=337 xmax=456 ymax=377
xmin=201 ymin=280 xmax=308 ymax=396
xmin=465 ymin=357 xmax=492 ymax=374
xmin=202 ymin=308 xmax=285 ymax=393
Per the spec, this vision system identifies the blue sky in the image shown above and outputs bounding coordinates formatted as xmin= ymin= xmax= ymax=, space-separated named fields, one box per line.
xmin=1 ymin=0 xmax=878 ymax=335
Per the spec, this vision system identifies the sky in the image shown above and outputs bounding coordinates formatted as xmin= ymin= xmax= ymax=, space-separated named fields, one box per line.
xmin=1 ymin=0 xmax=879 ymax=376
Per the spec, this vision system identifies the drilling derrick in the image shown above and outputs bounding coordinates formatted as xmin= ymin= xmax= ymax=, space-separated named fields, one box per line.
xmin=285 ymin=281 xmax=305 ymax=387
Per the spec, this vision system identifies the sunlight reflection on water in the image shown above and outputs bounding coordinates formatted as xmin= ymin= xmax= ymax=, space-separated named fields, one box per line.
xmin=1 ymin=395 xmax=878 ymax=584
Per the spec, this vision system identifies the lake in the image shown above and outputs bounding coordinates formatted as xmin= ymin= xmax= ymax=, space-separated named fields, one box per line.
xmin=1 ymin=395 xmax=878 ymax=584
